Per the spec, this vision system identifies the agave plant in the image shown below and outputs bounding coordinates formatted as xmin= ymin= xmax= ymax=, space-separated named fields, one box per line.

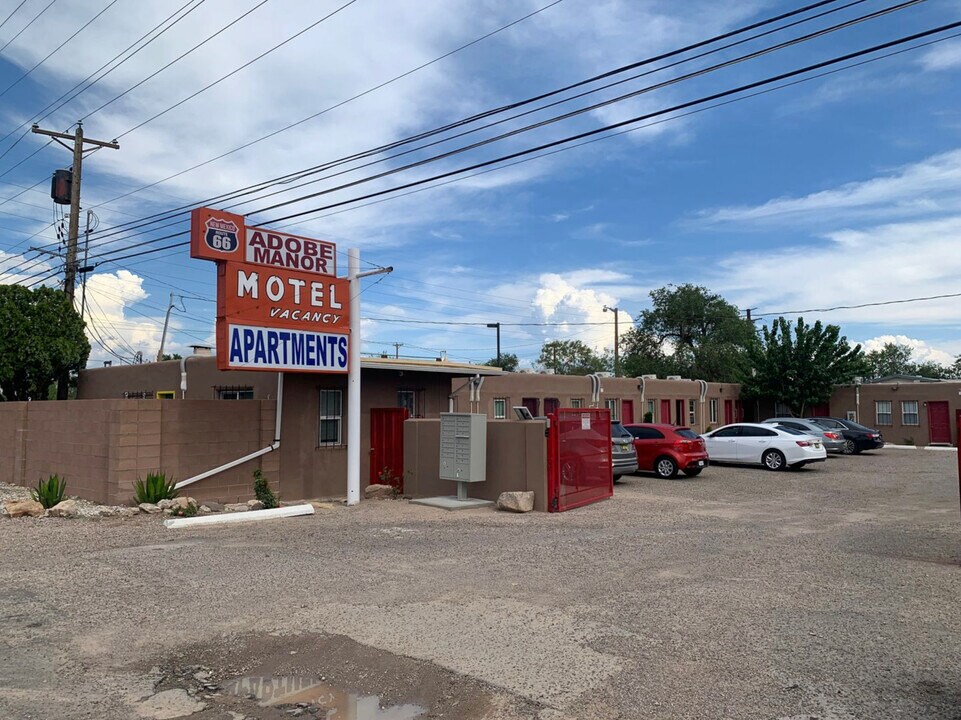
xmin=133 ymin=472 xmax=178 ymax=505
xmin=31 ymin=474 xmax=66 ymax=509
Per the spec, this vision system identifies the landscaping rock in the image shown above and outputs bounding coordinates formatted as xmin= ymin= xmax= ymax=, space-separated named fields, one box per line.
xmin=157 ymin=499 xmax=176 ymax=511
xmin=47 ymin=499 xmax=81 ymax=518
xmin=364 ymin=483 xmax=396 ymax=500
xmin=224 ymin=503 xmax=248 ymax=512
xmin=115 ymin=506 xmax=140 ymax=518
xmin=135 ymin=689 xmax=206 ymax=719
xmin=496 ymin=491 xmax=535 ymax=513
xmin=246 ymin=499 xmax=265 ymax=510
xmin=202 ymin=501 xmax=224 ymax=512
xmin=139 ymin=503 xmax=161 ymax=514
xmin=198 ymin=505 xmax=212 ymax=515
xmin=3 ymin=499 xmax=45 ymax=518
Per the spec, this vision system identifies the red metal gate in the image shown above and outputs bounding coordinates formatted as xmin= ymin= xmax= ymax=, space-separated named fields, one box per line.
xmin=547 ymin=408 xmax=613 ymax=512
xmin=370 ymin=407 xmax=409 ymax=490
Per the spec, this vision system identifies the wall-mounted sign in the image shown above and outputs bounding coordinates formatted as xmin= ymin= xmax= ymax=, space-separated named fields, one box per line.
xmin=191 ymin=207 xmax=348 ymax=373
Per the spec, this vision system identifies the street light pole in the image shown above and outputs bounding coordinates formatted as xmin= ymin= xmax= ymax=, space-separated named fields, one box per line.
xmin=486 ymin=322 xmax=501 ymax=364
xmin=603 ymin=305 xmax=620 ymax=376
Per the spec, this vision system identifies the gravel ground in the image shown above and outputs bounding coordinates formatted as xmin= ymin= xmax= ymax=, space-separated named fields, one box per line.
xmin=1 ymin=450 xmax=959 ymax=719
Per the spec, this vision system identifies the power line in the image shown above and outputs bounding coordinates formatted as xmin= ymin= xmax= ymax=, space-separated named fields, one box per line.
xmin=0 ymin=0 xmax=57 ymax=53
xmin=0 ymin=0 xmax=120 ymax=99
xmin=752 ymin=292 xmax=961 ymax=318
xmin=79 ymin=23 xmax=961 ymax=272
xmin=76 ymin=0 xmax=860 ymax=243
xmin=77 ymin=0 xmax=565 ymax=215
xmin=0 ymin=0 xmax=30 ymax=33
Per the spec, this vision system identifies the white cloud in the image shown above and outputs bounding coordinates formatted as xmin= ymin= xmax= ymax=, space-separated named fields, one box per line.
xmin=919 ymin=39 xmax=961 ymax=71
xmin=860 ymin=335 xmax=955 ymax=366
xmin=533 ymin=272 xmax=633 ymax=352
xmin=696 ymin=149 xmax=961 ymax=226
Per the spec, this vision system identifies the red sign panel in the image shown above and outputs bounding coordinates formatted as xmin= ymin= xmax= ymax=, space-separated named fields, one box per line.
xmin=190 ymin=206 xmax=349 ymax=374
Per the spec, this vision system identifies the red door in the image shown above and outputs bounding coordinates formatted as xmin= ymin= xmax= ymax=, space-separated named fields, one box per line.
xmin=660 ymin=399 xmax=671 ymax=425
xmin=369 ymin=407 xmax=409 ymax=490
xmin=621 ymin=400 xmax=634 ymax=425
xmin=928 ymin=401 xmax=951 ymax=444
xmin=724 ymin=399 xmax=734 ymax=425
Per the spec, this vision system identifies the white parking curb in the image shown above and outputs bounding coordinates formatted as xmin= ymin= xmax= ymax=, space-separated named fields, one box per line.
xmin=163 ymin=504 xmax=315 ymax=529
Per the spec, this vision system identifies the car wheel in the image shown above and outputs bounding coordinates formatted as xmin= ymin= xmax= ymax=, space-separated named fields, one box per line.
xmin=762 ymin=449 xmax=786 ymax=471
xmin=683 ymin=468 xmax=702 ymax=478
xmin=655 ymin=456 xmax=678 ymax=479
xmin=842 ymin=439 xmax=857 ymax=455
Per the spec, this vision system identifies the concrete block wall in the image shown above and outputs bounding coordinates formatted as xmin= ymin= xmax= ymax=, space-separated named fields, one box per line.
xmin=0 ymin=399 xmax=278 ymax=505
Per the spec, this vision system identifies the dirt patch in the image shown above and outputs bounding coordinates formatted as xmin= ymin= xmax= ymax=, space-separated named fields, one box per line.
xmin=132 ymin=632 xmax=542 ymax=719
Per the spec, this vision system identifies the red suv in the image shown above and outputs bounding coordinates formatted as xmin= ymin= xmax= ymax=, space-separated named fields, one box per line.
xmin=623 ymin=423 xmax=710 ymax=479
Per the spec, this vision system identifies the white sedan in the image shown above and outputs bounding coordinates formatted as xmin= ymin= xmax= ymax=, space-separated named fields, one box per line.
xmin=701 ymin=423 xmax=827 ymax=471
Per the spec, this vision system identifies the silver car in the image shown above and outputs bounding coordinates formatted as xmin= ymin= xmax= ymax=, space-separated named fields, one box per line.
xmin=762 ymin=417 xmax=845 ymax=453
xmin=611 ymin=421 xmax=639 ymax=478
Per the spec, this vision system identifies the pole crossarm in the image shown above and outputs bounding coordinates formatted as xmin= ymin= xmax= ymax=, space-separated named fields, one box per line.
xmin=31 ymin=125 xmax=120 ymax=149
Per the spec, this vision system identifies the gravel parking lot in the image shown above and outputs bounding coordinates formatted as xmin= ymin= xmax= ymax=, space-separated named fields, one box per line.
xmin=2 ymin=449 xmax=960 ymax=719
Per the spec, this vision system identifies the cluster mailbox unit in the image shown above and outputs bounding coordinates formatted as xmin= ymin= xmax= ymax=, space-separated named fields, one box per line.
xmin=412 ymin=412 xmax=492 ymax=511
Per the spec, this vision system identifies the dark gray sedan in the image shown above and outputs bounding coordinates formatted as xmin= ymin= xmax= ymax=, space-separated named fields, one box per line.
xmin=762 ymin=417 xmax=846 ymax=453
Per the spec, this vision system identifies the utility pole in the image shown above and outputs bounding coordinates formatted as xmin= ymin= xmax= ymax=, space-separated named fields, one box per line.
xmin=603 ymin=305 xmax=620 ymax=376
xmin=157 ymin=294 xmax=185 ymax=362
xmin=79 ymin=210 xmax=97 ymax=323
xmin=392 ymin=342 xmax=403 ymax=359
xmin=32 ymin=122 xmax=118 ymax=399
xmin=486 ymin=322 xmax=501 ymax=364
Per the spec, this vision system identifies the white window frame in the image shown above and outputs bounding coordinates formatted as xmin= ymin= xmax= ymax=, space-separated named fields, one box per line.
xmin=217 ymin=387 xmax=254 ymax=400
xmin=846 ymin=410 xmax=858 ymax=422
xmin=604 ymin=398 xmax=619 ymax=422
xmin=570 ymin=397 xmax=583 ymax=409
xmin=709 ymin=398 xmax=718 ymax=424
xmin=647 ymin=399 xmax=656 ymax=421
xmin=875 ymin=400 xmax=892 ymax=426
xmin=319 ymin=389 xmax=343 ymax=446
xmin=688 ymin=399 xmax=696 ymax=426
xmin=397 ymin=390 xmax=416 ymax=417
xmin=493 ymin=398 xmax=507 ymax=419
xmin=901 ymin=400 xmax=920 ymax=426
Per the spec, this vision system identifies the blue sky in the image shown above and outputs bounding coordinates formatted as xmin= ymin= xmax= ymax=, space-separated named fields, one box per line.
xmin=1 ymin=0 xmax=960 ymax=368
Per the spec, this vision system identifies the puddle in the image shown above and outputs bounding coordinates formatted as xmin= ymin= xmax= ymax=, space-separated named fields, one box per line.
xmin=223 ymin=675 xmax=426 ymax=718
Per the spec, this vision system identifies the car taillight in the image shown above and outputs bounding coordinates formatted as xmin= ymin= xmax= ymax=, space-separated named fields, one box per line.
xmin=823 ymin=432 xmax=840 ymax=440
xmin=796 ymin=440 xmax=811 ymax=447
xmin=869 ymin=433 xmax=879 ymax=438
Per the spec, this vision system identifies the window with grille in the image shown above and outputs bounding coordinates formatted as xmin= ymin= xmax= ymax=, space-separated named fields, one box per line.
xmin=688 ymin=399 xmax=696 ymax=426
xmin=875 ymin=400 xmax=892 ymax=426
xmin=217 ymin=387 xmax=254 ymax=400
xmin=901 ymin=400 xmax=919 ymax=426
xmin=709 ymin=399 xmax=718 ymax=423
xmin=647 ymin=399 xmax=655 ymax=421
xmin=493 ymin=398 xmax=507 ymax=419
xmin=570 ymin=398 xmax=583 ymax=408
xmin=319 ymin=389 xmax=343 ymax=445
xmin=604 ymin=398 xmax=619 ymax=421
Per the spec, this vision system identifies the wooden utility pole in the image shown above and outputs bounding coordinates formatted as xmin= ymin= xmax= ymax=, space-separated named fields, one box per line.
xmin=31 ymin=122 xmax=119 ymax=398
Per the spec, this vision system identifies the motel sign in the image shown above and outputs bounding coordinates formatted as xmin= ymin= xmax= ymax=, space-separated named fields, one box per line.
xmin=190 ymin=207 xmax=349 ymax=373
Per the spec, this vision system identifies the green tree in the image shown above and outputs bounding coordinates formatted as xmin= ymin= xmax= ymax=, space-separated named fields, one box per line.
xmin=864 ymin=342 xmax=914 ymax=378
xmin=619 ymin=328 xmax=678 ymax=378
xmin=632 ymin=284 xmax=756 ymax=382
xmin=0 ymin=285 xmax=90 ymax=401
xmin=537 ymin=340 xmax=607 ymax=375
xmin=742 ymin=317 xmax=868 ymax=416
xmin=160 ymin=353 xmax=183 ymax=361
xmin=484 ymin=352 xmax=519 ymax=372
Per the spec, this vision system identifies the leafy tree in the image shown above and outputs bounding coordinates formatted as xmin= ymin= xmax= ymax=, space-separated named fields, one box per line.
xmin=631 ymin=284 xmax=756 ymax=382
xmin=0 ymin=285 xmax=90 ymax=401
xmin=161 ymin=353 xmax=183 ymax=361
xmin=742 ymin=317 xmax=868 ymax=416
xmin=484 ymin=352 xmax=519 ymax=372
xmin=864 ymin=342 xmax=914 ymax=378
xmin=619 ymin=328 xmax=678 ymax=378
xmin=537 ymin=339 xmax=607 ymax=375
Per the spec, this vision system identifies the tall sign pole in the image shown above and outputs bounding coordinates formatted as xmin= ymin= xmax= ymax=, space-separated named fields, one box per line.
xmin=32 ymin=122 xmax=119 ymax=398
xmin=346 ymin=248 xmax=393 ymax=506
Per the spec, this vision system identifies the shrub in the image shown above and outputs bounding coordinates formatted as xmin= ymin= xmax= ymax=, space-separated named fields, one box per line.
xmin=253 ymin=469 xmax=279 ymax=509
xmin=378 ymin=466 xmax=399 ymax=486
xmin=169 ymin=501 xmax=198 ymax=518
xmin=133 ymin=472 xmax=178 ymax=505
xmin=643 ymin=411 xmax=654 ymax=423
xmin=31 ymin=474 xmax=66 ymax=508
xmin=904 ymin=437 xmax=915 ymax=446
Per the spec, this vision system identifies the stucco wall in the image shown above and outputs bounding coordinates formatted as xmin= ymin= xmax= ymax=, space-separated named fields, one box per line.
xmin=403 ymin=419 xmax=549 ymax=511
xmin=831 ymin=382 xmax=961 ymax=446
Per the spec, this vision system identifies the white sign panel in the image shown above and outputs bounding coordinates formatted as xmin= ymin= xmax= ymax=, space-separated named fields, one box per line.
xmin=225 ymin=324 xmax=348 ymax=372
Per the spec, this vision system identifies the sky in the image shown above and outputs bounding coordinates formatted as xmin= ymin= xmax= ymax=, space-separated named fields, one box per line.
xmin=0 ymin=0 xmax=960 ymax=369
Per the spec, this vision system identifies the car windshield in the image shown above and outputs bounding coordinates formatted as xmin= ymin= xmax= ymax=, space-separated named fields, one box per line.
xmin=843 ymin=421 xmax=874 ymax=432
xmin=775 ymin=425 xmax=807 ymax=435
xmin=611 ymin=422 xmax=632 ymax=439
xmin=675 ymin=429 xmax=700 ymax=439
xmin=809 ymin=420 xmax=832 ymax=430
